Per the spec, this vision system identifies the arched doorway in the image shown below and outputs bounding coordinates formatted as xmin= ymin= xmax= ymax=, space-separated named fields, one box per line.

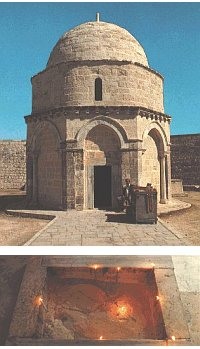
xmin=84 ymin=124 xmax=121 ymax=209
xmin=141 ymin=127 xmax=167 ymax=203
xmin=31 ymin=123 xmax=62 ymax=209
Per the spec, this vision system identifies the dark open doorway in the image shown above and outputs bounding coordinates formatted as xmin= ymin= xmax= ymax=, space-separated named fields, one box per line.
xmin=94 ymin=166 xmax=112 ymax=208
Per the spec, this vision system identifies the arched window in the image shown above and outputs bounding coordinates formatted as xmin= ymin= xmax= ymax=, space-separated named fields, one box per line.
xmin=95 ymin=78 xmax=102 ymax=101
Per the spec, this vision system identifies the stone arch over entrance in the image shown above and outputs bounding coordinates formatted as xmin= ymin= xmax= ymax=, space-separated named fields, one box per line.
xmin=141 ymin=122 xmax=168 ymax=203
xmin=29 ymin=121 xmax=63 ymax=209
xmin=83 ymin=123 xmax=123 ymax=209
xmin=76 ymin=116 xmax=128 ymax=149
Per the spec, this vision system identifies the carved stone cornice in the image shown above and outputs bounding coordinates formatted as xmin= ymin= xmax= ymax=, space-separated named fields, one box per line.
xmin=138 ymin=107 xmax=171 ymax=122
xmin=25 ymin=106 xmax=171 ymax=123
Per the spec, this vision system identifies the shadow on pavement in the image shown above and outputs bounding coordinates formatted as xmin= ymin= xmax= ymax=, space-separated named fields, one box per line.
xmin=106 ymin=212 xmax=134 ymax=224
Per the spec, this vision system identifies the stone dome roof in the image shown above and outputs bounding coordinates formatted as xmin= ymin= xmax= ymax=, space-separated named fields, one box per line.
xmin=47 ymin=21 xmax=149 ymax=68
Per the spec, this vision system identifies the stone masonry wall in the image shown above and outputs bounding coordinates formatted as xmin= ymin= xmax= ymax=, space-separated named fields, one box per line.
xmin=32 ymin=62 xmax=164 ymax=113
xmin=170 ymin=134 xmax=200 ymax=185
xmin=0 ymin=140 xmax=26 ymax=190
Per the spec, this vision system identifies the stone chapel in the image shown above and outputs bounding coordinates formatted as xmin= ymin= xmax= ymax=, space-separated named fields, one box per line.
xmin=26 ymin=16 xmax=172 ymax=210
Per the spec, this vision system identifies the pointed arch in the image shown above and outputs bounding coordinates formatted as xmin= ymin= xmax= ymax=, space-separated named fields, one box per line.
xmin=141 ymin=121 xmax=169 ymax=203
xmin=28 ymin=120 xmax=62 ymax=209
xmin=29 ymin=120 xmax=62 ymax=151
xmin=142 ymin=121 xmax=168 ymax=155
xmin=75 ymin=116 xmax=128 ymax=149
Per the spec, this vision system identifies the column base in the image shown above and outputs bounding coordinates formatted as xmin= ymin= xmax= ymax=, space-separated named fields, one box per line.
xmin=160 ymin=198 xmax=167 ymax=204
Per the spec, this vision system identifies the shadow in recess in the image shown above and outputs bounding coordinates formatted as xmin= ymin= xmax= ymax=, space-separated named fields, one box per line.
xmin=0 ymin=192 xmax=27 ymax=211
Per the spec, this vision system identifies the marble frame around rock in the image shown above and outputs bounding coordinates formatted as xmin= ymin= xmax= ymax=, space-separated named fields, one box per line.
xmin=7 ymin=256 xmax=191 ymax=346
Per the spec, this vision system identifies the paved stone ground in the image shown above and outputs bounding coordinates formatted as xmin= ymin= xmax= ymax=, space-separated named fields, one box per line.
xmin=2 ymin=191 xmax=191 ymax=246
xmin=18 ymin=209 xmax=189 ymax=246
xmin=172 ymin=256 xmax=200 ymax=345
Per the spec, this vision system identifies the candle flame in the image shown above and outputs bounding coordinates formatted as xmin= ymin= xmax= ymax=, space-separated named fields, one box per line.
xmin=156 ymin=295 xmax=160 ymax=300
xmin=35 ymin=295 xmax=43 ymax=306
xmin=117 ymin=267 xmax=121 ymax=271
xmin=171 ymin=336 xmax=176 ymax=341
xmin=93 ymin=264 xmax=98 ymax=270
xmin=99 ymin=336 xmax=103 ymax=340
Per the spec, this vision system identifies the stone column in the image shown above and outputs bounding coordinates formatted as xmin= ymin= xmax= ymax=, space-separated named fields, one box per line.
xmin=59 ymin=142 xmax=67 ymax=210
xmin=65 ymin=140 xmax=80 ymax=209
xmin=166 ymin=146 xmax=172 ymax=200
xmin=85 ymin=164 xmax=94 ymax=209
xmin=160 ymin=153 xmax=167 ymax=204
xmin=66 ymin=150 xmax=75 ymax=209
xmin=32 ymin=150 xmax=40 ymax=206
xmin=137 ymin=141 xmax=145 ymax=186
xmin=65 ymin=148 xmax=84 ymax=210
xmin=121 ymin=150 xmax=130 ymax=183
xmin=74 ymin=149 xmax=84 ymax=210
xmin=121 ymin=140 xmax=143 ymax=186
xmin=26 ymin=147 xmax=33 ymax=204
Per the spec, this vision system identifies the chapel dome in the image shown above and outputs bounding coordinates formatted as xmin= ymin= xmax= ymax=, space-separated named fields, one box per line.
xmin=47 ymin=20 xmax=149 ymax=68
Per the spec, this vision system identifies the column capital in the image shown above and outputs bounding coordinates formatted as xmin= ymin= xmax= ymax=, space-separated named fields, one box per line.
xmin=159 ymin=150 xmax=169 ymax=159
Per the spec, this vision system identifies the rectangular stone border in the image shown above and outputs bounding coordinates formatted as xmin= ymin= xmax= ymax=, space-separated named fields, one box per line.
xmin=6 ymin=256 xmax=191 ymax=346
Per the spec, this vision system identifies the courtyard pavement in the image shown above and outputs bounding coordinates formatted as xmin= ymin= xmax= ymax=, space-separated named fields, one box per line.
xmin=7 ymin=200 xmax=190 ymax=246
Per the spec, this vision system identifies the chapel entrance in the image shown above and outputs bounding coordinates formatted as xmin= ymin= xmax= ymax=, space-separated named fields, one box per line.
xmin=94 ymin=165 xmax=112 ymax=208
xmin=84 ymin=124 xmax=121 ymax=209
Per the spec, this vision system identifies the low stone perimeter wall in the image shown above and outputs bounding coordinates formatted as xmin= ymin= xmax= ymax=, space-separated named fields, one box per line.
xmin=0 ymin=140 xmax=26 ymax=190
xmin=171 ymin=134 xmax=200 ymax=186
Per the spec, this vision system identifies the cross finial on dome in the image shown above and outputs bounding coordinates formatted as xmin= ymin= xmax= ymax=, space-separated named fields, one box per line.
xmin=96 ymin=13 xmax=100 ymax=22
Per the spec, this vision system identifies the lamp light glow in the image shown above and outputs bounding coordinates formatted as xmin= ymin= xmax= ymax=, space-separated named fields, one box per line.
xmin=92 ymin=264 xmax=99 ymax=270
xmin=35 ymin=295 xmax=43 ymax=306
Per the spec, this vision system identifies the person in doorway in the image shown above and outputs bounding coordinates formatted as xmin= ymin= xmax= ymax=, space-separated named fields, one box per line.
xmin=117 ymin=178 xmax=136 ymax=211
xmin=122 ymin=178 xmax=134 ymax=207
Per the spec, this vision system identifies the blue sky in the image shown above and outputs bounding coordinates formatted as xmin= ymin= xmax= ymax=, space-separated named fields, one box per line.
xmin=0 ymin=2 xmax=200 ymax=139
